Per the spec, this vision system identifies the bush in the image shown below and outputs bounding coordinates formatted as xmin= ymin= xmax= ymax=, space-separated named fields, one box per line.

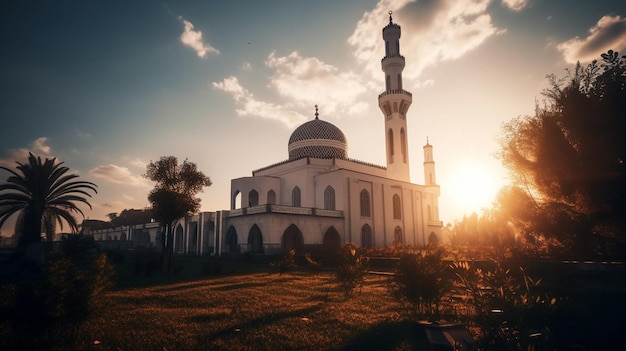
xmin=3 ymin=235 xmax=116 ymax=348
xmin=202 ymin=258 xmax=222 ymax=276
xmin=390 ymin=246 xmax=452 ymax=319
xmin=271 ymin=249 xmax=297 ymax=275
xmin=453 ymin=260 xmax=557 ymax=350
xmin=335 ymin=243 xmax=369 ymax=297
xmin=131 ymin=246 xmax=161 ymax=277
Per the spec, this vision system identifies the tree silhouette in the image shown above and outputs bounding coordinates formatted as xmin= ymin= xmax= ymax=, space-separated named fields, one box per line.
xmin=144 ymin=156 xmax=211 ymax=272
xmin=0 ymin=153 xmax=97 ymax=249
xmin=498 ymin=50 xmax=626 ymax=258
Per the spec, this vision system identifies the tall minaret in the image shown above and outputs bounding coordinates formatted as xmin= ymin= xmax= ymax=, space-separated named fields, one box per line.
xmin=423 ymin=137 xmax=437 ymax=186
xmin=378 ymin=11 xmax=412 ymax=182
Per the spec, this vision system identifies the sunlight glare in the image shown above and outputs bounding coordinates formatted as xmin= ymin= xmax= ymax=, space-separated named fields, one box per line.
xmin=447 ymin=163 xmax=499 ymax=216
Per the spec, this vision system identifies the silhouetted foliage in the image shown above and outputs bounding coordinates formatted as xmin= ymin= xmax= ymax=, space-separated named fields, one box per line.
xmin=452 ymin=260 xmax=557 ymax=350
xmin=0 ymin=153 xmax=97 ymax=248
xmin=390 ymin=246 xmax=452 ymax=319
xmin=144 ymin=156 xmax=211 ymax=272
xmin=107 ymin=208 xmax=153 ymax=227
xmin=2 ymin=234 xmax=115 ymax=348
xmin=335 ymin=243 xmax=369 ymax=297
xmin=271 ymin=249 xmax=297 ymax=275
xmin=498 ymin=50 xmax=626 ymax=258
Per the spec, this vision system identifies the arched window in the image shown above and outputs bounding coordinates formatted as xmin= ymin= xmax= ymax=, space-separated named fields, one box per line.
xmin=397 ymin=73 xmax=402 ymax=90
xmin=292 ymin=186 xmax=301 ymax=207
xmin=324 ymin=186 xmax=335 ymax=210
xmin=388 ymin=129 xmax=394 ymax=163
xmin=427 ymin=204 xmax=432 ymax=221
xmin=394 ymin=226 xmax=403 ymax=247
xmin=400 ymin=128 xmax=407 ymax=163
xmin=386 ymin=74 xmax=391 ymax=91
xmin=248 ymin=189 xmax=258 ymax=207
xmin=267 ymin=189 xmax=276 ymax=205
xmin=393 ymin=194 xmax=402 ymax=219
xmin=360 ymin=189 xmax=371 ymax=217
xmin=361 ymin=224 xmax=373 ymax=249
xmin=226 ymin=226 xmax=238 ymax=253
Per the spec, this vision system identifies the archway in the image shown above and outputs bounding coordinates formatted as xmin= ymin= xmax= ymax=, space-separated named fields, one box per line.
xmin=394 ymin=226 xmax=403 ymax=247
xmin=225 ymin=226 xmax=239 ymax=253
xmin=282 ymin=224 xmax=303 ymax=252
xmin=247 ymin=224 xmax=264 ymax=253
xmin=361 ymin=224 xmax=373 ymax=249
xmin=248 ymin=189 xmax=259 ymax=207
xmin=175 ymin=224 xmax=184 ymax=253
xmin=323 ymin=226 xmax=341 ymax=253
xmin=428 ymin=232 xmax=439 ymax=246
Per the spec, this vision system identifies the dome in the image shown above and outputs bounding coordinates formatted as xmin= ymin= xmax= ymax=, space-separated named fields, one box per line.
xmin=288 ymin=116 xmax=348 ymax=160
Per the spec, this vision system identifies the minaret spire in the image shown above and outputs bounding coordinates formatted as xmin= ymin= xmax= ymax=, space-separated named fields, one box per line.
xmin=378 ymin=12 xmax=412 ymax=181
xmin=314 ymin=104 xmax=319 ymax=119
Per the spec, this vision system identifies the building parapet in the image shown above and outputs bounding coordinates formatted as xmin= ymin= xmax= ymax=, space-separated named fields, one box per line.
xmin=226 ymin=204 xmax=344 ymax=218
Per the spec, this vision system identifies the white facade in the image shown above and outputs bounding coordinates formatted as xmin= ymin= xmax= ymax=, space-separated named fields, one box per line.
xmin=90 ymin=15 xmax=443 ymax=255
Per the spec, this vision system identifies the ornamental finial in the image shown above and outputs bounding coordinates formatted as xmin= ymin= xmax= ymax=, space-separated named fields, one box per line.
xmin=315 ymin=104 xmax=319 ymax=119
xmin=389 ymin=10 xmax=393 ymax=24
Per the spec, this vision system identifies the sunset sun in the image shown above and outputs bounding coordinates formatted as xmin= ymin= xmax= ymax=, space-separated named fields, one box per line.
xmin=446 ymin=163 xmax=501 ymax=216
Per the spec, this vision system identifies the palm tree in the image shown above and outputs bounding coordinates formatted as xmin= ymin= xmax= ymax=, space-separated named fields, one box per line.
xmin=0 ymin=153 xmax=97 ymax=248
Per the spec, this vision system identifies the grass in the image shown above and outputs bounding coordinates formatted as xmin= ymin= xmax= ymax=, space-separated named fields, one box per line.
xmin=3 ymin=258 xmax=423 ymax=351
xmin=77 ymin=270 xmax=408 ymax=351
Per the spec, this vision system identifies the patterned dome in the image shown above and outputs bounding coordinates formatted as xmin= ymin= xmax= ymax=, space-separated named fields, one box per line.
xmin=288 ymin=116 xmax=348 ymax=160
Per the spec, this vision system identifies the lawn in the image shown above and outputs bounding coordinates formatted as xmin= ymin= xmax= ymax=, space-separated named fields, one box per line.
xmin=3 ymin=258 xmax=425 ymax=351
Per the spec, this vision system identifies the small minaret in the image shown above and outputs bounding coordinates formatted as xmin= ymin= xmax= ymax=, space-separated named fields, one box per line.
xmin=378 ymin=11 xmax=412 ymax=182
xmin=423 ymin=137 xmax=437 ymax=186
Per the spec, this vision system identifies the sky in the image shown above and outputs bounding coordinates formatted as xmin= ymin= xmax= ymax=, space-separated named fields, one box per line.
xmin=1 ymin=0 xmax=625 ymax=236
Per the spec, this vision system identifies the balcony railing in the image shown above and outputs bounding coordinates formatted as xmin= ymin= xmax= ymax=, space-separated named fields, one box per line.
xmin=378 ymin=89 xmax=412 ymax=99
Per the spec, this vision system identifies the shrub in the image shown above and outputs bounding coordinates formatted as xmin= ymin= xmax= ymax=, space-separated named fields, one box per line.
xmin=453 ymin=260 xmax=557 ymax=350
xmin=202 ymin=258 xmax=222 ymax=276
xmin=335 ymin=243 xmax=369 ymax=297
xmin=271 ymin=249 xmax=297 ymax=275
xmin=390 ymin=246 xmax=452 ymax=319
xmin=131 ymin=246 xmax=161 ymax=277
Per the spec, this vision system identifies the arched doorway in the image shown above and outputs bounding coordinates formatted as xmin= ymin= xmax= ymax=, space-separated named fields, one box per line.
xmin=247 ymin=224 xmax=264 ymax=253
xmin=225 ymin=226 xmax=239 ymax=253
xmin=428 ymin=232 xmax=439 ymax=246
xmin=175 ymin=224 xmax=184 ymax=253
xmin=323 ymin=226 xmax=341 ymax=253
xmin=394 ymin=226 xmax=403 ymax=247
xmin=282 ymin=224 xmax=303 ymax=252
xmin=361 ymin=224 xmax=373 ymax=249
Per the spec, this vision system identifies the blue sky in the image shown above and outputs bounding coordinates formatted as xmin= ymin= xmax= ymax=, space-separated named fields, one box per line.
xmin=1 ymin=0 xmax=625 ymax=235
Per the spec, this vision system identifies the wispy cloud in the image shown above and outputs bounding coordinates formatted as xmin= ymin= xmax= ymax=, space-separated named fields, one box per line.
xmin=501 ymin=0 xmax=530 ymax=12
xmin=88 ymin=164 xmax=147 ymax=186
xmin=178 ymin=16 xmax=220 ymax=58
xmin=212 ymin=76 xmax=308 ymax=128
xmin=75 ymin=128 xmax=91 ymax=138
xmin=557 ymin=15 xmax=626 ymax=63
xmin=265 ymin=51 xmax=368 ymax=115
xmin=0 ymin=137 xmax=52 ymax=168
xmin=348 ymin=0 xmax=503 ymax=83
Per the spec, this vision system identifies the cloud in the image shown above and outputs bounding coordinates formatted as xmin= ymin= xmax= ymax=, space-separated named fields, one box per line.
xmin=501 ymin=0 xmax=529 ymax=12
xmin=557 ymin=15 xmax=626 ymax=64
xmin=265 ymin=51 xmax=368 ymax=114
xmin=89 ymin=164 xmax=146 ymax=186
xmin=0 ymin=137 xmax=52 ymax=168
xmin=212 ymin=76 xmax=308 ymax=128
xmin=75 ymin=128 xmax=91 ymax=138
xmin=178 ymin=16 xmax=220 ymax=58
xmin=241 ymin=62 xmax=252 ymax=71
xmin=348 ymin=0 xmax=503 ymax=83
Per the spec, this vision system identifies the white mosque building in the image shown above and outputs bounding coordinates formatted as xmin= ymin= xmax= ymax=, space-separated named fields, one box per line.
xmin=91 ymin=14 xmax=443 ymax=255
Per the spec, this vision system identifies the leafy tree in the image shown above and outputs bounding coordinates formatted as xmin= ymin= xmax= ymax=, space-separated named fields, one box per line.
xmin=0 ymin=153 xmax=97 ymax=249
xmin=335 ymin=243 xmax=369 ymax=297
xmin=498 ymin=50 xmax=626 ymax=258
xmin=106 ymin=208 xmax=153 ymax=227
xmin=144 ymin=156 xmax=211 ymax=272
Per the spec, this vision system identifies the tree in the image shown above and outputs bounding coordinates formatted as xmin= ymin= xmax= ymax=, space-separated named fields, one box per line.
xmin=144 ymin=156 xmax=211 ymax=272
xmin=0 ymin=153 xmax=97 ymax=249
xmin=106 ymin=208 xmax=153 ymax=227
xmin=498 ymin=50 xmax=626 ymax=258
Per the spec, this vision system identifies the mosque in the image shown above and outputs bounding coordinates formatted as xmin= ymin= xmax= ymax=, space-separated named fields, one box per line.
xmin=90 ymin=14 xmax=443 ymax=255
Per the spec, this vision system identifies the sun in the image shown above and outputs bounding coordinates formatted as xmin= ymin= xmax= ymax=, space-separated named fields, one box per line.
xmin=446 ymin=163 xmax=501 ymax=216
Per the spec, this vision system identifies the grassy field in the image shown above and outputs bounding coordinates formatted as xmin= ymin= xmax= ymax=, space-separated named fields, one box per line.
xmin=3 ymin=256 xmax=432 ymax=351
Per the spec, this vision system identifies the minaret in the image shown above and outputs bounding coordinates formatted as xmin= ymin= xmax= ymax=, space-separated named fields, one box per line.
xmin=423 ymin=137 xmax=437 ymax=186
xmin=378 ymin=11 xmax=412 ymax=182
